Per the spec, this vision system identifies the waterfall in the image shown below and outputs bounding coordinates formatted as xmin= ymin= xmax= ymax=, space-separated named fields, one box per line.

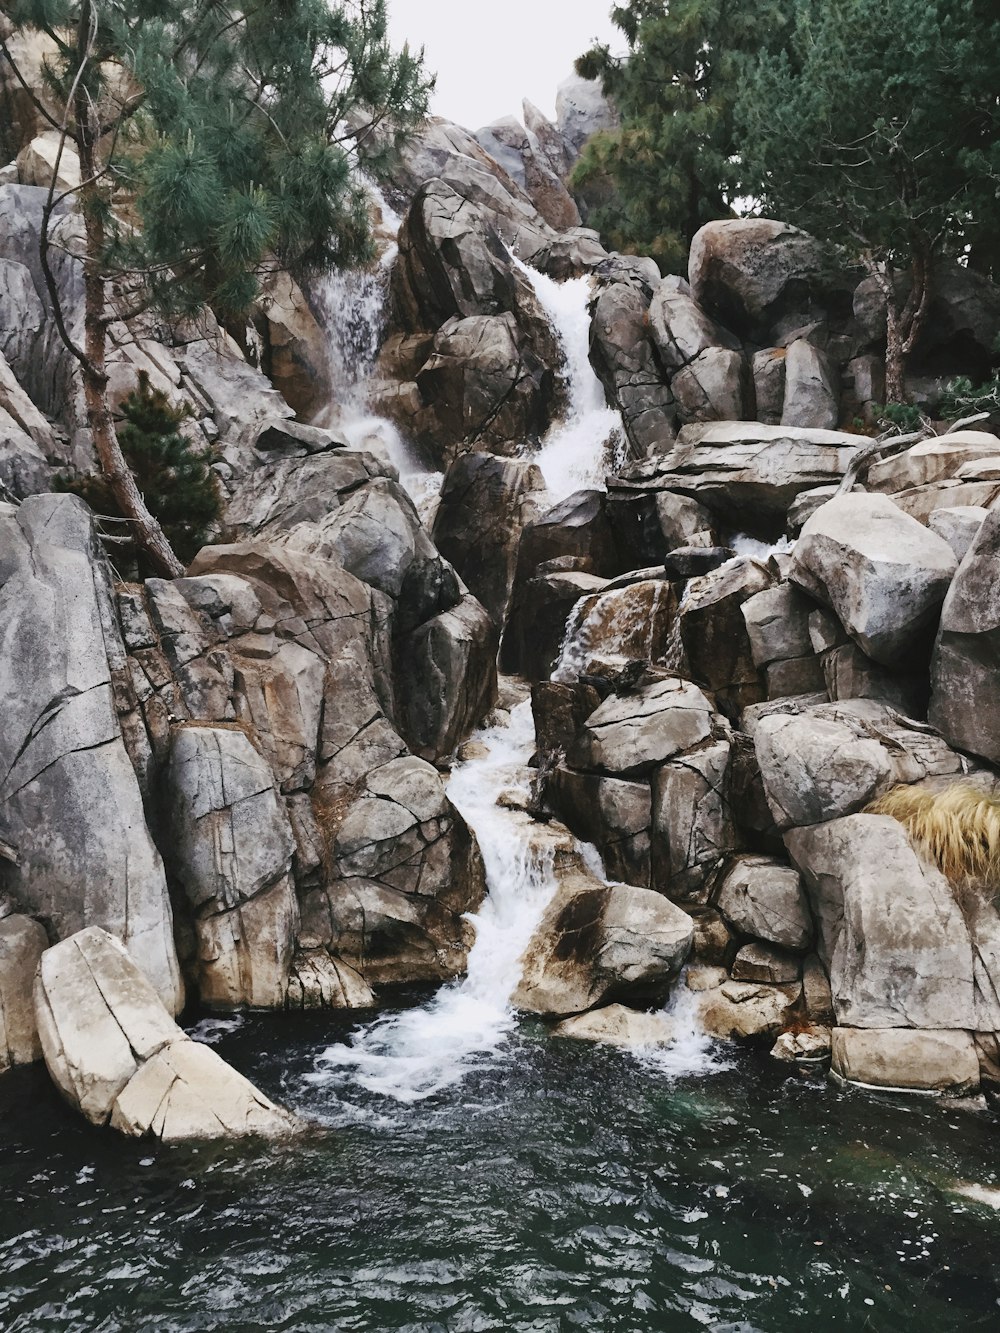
xmin=515 ymin=262 xmax=624 ymax=500
xmin=312 ymin=178 xmax=442 ymax=512
xmin=312 ymin=700 xmax=562 ymax=1103
xmin=550 ymin=580 xmax=671 ymax=684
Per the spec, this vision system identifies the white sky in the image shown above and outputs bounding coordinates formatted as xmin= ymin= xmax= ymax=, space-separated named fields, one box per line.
xmin=386 ymin=0 xmax=621 ymax=131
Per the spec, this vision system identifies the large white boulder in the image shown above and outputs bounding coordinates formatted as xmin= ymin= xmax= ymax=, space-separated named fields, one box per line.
xmin=790 ymin=493 xmax=957 ymax=666
xmin=34 ymin=928 xmax=298 ymax=1140
xmin=831 ymin=1027 xmax=979 ymax=1094
xmin=785 ymin=814 xmax=977 ymax=1029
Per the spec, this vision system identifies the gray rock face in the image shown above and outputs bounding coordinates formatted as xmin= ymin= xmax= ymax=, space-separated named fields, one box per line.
xmin=647 ymin=275 xmax=741 ymax=372
xmin=397 ymin=593 xmax=499 ymax=762
xmin=927 ymin=505 xmax=989 ymax=563
xmin=474 ymin=116 xmax=581 ymax=231
xmin=691 ymin=972 xmax=801 ymax=1040
xmin=616 ymin=422 xmax=860 ymax=529
xmin=672 ymin=346 xmax=750 ymax=425
xmin=590 ymin=283 xmax=676 ymax=453
xmin=867 ymin=431 xmax=1000 ymax=495
xmin=651 ymin=738 xmax=738 ymax=902
xmin=414 ymin=312 xmax=557 ymax=457
xmin=790 ymin=494 xmax=957 ymax=667
xmin=513 ymin=861 xmax=693 ymax=1016
xmin=0 ymin=914 xmax=48 ymax=1070
xmin=678 ymin=557 xmax=771 ymax=716
xmin=569 ymin=676 xmax=718 ymax=777
xmin=546 ymin=766 xmax=651 ymax=888
xmin=717 ymin=856 xmax=813 ymax=951
xmin=930 ymin=509 xmax=1000 ymax=763
xmin=780 ymin=339 xmax=839 ymax=429
xmin=0 ymin=495 xmax=182 ymax=1013
xmin=752 ymin=699 xmax=968 ymax=831
xmin=785 ymin=815 xmax=977 ymax=1029
xmin=165 ymin=726 xmax=298 ymax=1010
xmin=502 ymin=569 xmax=609 ymax=680
xmin=555 ymin=74 xmax=620 ymax=154
xmin=432 ymin=452 xmax=546 ymax=625
xmin=35 ymin=928 xmax=298 ymax=1139
xmin=688 ymin=218 xmax=851 ymax=340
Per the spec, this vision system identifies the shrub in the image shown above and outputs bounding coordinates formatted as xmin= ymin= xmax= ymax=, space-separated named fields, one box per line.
xmin=939 ymin=375 xmax=1000 ymax=422
xmin=62 ymin=374 xmax=221 ymax=569
xmin=866 ymin=783 xmax=1000 ymax=892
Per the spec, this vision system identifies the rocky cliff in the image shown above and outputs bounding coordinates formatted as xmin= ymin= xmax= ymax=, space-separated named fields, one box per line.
xmin=4 ymin=67 xmax=1000 ymax=1135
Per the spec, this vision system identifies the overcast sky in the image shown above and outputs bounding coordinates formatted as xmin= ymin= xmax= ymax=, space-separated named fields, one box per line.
xmin=386 ymin=0 xmax=621 ymax=131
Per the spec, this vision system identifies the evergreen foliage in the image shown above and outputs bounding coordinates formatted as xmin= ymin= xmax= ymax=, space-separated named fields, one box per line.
xmin=573 ymin=0 xmax=789 ymax=271
xmin=61 ymin=374 xmax=221 ymax=567
xmin=5 ymin=0 xmax=433 ymax=318
xmin=734 ymin=0 xmax=1000 ymax=398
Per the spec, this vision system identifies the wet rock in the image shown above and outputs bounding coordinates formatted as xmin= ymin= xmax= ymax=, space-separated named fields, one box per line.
xmin=786 ymin=814 xmax=977 ymax=1029
xmin=550 ymin=578 xmax=677 ymax=683
xmin=770 ymin=1027 xmax=831 ymax=1063
xmin=692 ymin=977 xmax=801 ymax=1040
xmin=569 ymin=676 xmax=717 ymax=777
xmin=514 ymin=861 xmax=693 ymax=1016
xmin=717 ymin=856 xmax=813 ymax=951
xmin=0 ymin=915 xmax=48 ymax=1070
xmin=802 ymin=954 xmax=835 ymax=1025
xmin=0 ymin=495 xmax=182 ymax=1012
xmin=663 ymin=546 xmax=733 ymax=580
xmin=546 ymin=766 xmax=651 ymax=888
xmin=397 ymin=593 xmax=498 ymax=762
xmin=433 ymin=452 xmax=546 ymax=625
xmin=554 ymin=1004 xmax=676 ymax=1047
xmin=503 ymin=570 xmax=609 ymax=680
xmin=590 ymin=283 xmax=676 ymax=453
xmin=513 ymin=489 xmax=620 ymax=584
xmin=414 ymin=312 xmax=557 ymax=457
xmin=790 ymin=494 xmax=957 ymax=667
xmin=831 ymin=1028 xmax=979 ymax=1094
xmin=35 ymin=928 xmax=297 ymax=1139
xmin=285 ymin=951 xmax=374 ymax=1010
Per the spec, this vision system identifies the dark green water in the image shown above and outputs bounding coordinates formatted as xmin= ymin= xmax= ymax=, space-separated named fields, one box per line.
xmin=2 ymin=999 xmax=999 ymax=1332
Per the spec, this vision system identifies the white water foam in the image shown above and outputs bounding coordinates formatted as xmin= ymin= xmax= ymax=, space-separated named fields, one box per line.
xmin=632 ymin=977 xmax=735 ymax=1080
xmin=313 ymin=701 xmax=561 ymax=1104
xmin=516 ymin=261 xmax=624 ymax=501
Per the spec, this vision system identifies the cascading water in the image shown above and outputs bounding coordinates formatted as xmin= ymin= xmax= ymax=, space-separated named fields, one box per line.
xmin=516 ymin=261 xmax=625 ymax=500
xmin=312 ymin=700 xmax=563 ymax=1104
xmin=312 ymin=178 xmax=443 ymax=516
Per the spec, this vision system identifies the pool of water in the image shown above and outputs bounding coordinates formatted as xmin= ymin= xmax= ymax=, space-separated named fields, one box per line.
xmin=2 ymin=998 xmax=999 ymax=1332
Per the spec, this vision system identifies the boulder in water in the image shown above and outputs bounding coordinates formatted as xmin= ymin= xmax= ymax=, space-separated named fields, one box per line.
xmin=0 ymin=913 xmax=48 ymax=1071
xmin=34 ymin=928 xmax=299 ymax=1139
xmin=513 ymin=863 xmax=693 ymax=1017
xmin=554 ymin=1004 xmax=676 ymax=1047
xmin=831 ymin=1027 xmax=979 ymax=1094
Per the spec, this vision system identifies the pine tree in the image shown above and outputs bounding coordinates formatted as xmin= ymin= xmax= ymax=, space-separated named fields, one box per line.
xmin=736 ymin=0 xmax=1000 ymax=401
xmin=574 ymin=0 xmax=790 ymax=272
xmin=61 ymin=373 xmax=221 ymax=569
xmin=0 ymin=1 xmax=432 ymax=575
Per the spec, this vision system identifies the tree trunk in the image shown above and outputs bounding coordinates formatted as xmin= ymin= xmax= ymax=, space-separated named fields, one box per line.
xmin=72 ymin=7 xmax=184 ymax=580
xmin=884 ymin=303 xmax=907 ymax=404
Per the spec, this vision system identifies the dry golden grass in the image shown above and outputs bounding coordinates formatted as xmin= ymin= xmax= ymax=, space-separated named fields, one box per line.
xmin=867 ymin=783 xmax=1000 ymax=890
